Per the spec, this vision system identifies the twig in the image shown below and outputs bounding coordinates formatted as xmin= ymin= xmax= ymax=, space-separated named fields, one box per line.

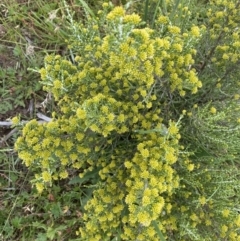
xmin=0 ymin=112 xmax=52 ymax=144
xmin=0 ymin=121 xmax=13 ymax=126
xmin=0 ymin=128 xmax=18 ymax=145
xmin=36 ymin=112 xmax=52 ymax=122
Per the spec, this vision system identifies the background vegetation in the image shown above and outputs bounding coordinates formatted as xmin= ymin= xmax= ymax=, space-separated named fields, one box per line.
xmin=0 ymin=0 xmax=239 ymax=240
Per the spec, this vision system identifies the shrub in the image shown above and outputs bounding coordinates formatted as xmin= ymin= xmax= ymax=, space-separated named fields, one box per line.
xmin=15 ymin=1 xmax=240 ymax=240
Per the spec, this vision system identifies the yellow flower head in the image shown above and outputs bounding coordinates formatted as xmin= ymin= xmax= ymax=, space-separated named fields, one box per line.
xmin=199 ymin=196 xmax=206 ymax=205
xmin=107 ymin=6 xmax=125 ymax=21
xmin=158 ymin=16 xmax=168 ymax=24
xmin=76 ymin=108 xmax=86 ymax=119
xmin=123 ymin=14 xmax=141 ymax=24
xmin=191 ymin=26 xmax=200 ymax=37
xmin=168 ymin=122 xmax=179 ymax=135
xmin=222 ymin=209 xmax=230 ymax=217
xmin=11 ymin=116 xmax=21 ymax=126
xmin=36 ymin=182 xmax=44 ymax=193
xmin=187 ymin=163 xmax=194 ymax=171
xmin=42 ymin=171 xmax=52 ymax=182
xmin=59 ymin=170 xmax=69 ymax=179
xmin=168 ymin=26 xmax=181 ymax=34
xmin=210 ymin=106 xmax=217 ymax=114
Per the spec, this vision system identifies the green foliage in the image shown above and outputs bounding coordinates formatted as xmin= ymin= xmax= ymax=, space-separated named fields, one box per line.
xmin=2 ymin=0 xmax=240 ymax=240
xmin=0 ymin=64 xmax=40 ymax=114
xmin=185 ymin=101 xmax=240 ymax=161
xmin=0 ymin=182 xmax=83 ymax=240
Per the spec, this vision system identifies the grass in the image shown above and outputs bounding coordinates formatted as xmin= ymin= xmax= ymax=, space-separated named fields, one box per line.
xmin=0 ymin=0 xmax=240 ymax=240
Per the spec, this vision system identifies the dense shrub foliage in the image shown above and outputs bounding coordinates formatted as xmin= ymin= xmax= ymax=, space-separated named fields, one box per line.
xmin=15 ymin=1 xmax=240 ymax=240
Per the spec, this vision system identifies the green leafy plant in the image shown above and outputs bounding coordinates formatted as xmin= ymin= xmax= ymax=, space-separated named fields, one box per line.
xmin=6 ymin=0 xmax=240 ymax=240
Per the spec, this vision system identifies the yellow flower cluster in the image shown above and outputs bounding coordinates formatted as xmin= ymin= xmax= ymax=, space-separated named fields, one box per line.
xmin=11 ymin=116 xmax=21 ymax=126
xmin=106 ymin=6 xmax=125 ymax=20
xmin=14 ymin=3 xmax=240 ymax=241
xmin=76 ymin=93 xmax=131 ymax=137
xmin=79 ymin=120 xmax=183 ymax=240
